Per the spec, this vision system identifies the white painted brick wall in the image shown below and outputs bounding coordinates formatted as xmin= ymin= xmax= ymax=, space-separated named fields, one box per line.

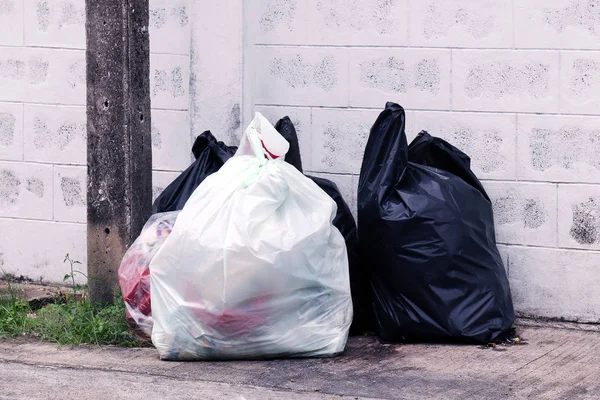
xmin=190 ymin=0 xmax=242 ymax=147
xmin=560 ymin=51 xmax=600 ymax=114
xmin=244 ymin=0 xmax=600 ymax=322
xmin=0 ymin=0 xmax=193 ymax=283
xmin=517 ymin=114 xmax=600 ymax=183
xmin=23 ymin=0 xmax=86 ymax=49
xmin=484 ymin=181 xmax=558 ymax=248
xmin=0 ymin=161 xmax=53 ymax=220
xmin=23 ymin=104 xmax=86 ymax=165
xmin=410 ymin=111 xmax=517 ymax=180
xmin=253 ymin=46 xmax=349 ymax=107
xmin=348 ymin=48 xmax=452 ymax=109
xmin=54 ymin=165 xmax=86 ymax=224
xmin=310 ymin=108 xmax=379 ymax=174
xmin=0 ymin=102 xmax=24 ymax=161
xmin=306 ymin=0 xmax=409 ymax=46
xmin=515 ymin=0 xmax=600 ymax=50
xmin=0 ymin=218 xmax=87 ymax=283
xmin=501 ymin=245 xmax=600 ymax=322
xmin=3 ymin=0 xmax=600 ymax=323
xmin=452 ymin=50 xmax=560 ymax=113
xmin=0 ymin=0 xmax=24 ymax=46
xmin=409 ymin=0 xmax=512 ymax=48
xmin=558 ymin=184 xmax=600 ymax=250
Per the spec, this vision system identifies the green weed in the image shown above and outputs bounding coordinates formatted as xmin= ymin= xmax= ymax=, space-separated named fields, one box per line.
xmin=0 ymin=259 xmax=144 ymax=347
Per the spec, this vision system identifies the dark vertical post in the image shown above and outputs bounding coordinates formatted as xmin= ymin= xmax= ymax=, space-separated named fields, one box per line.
xmin=86 ymin=0 xmax=152 ymax=304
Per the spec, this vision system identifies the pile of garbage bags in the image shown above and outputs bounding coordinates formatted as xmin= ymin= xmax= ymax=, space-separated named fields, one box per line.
xmin=118 ymin=102 xmax=514 ymax=360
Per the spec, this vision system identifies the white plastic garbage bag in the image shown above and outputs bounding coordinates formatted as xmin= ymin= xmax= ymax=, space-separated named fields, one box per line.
xmin=118 ymin=211 xmax=179 ymax=335
xmin=150 ymin=112 xmax=353 ymax=360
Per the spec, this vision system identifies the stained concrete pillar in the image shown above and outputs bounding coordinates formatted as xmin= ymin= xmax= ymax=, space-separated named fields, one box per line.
xmin=86 ymin=0 xmax=152 ymax=304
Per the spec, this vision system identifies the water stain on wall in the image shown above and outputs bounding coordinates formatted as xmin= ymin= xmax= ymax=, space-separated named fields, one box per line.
xmin=493 ymin=194 xmax=547 ymax=228
xmin=60 ymin=177 xmax=85 ymax=207
xmin=152 ymin=186 xmax=164 ymax=202
xmin=570 ymin=58 xmax=600 ymax=96
xmin=152 ymin=67 xmax=185 ymax=98
xmin=423 ymin=3 xmax=494 ymax=40
xmin=260 ymin=0 xmax=297 ymax=32
xmin=0 ymin=169 xmax=21 ymax=206
xmin=0 ymin=112 xmax=16 ymax=147
xmin=360 ymin=57 xmax=406 ymax=93
xmin=171 ymin=6 xmax=189 ymax=27
xmin=492 ymin=194 xmax=519 ymax=225
xmin=33 ymin=117 xmax=85 ymax=151
xmin=68 ymin=61 xmax=85 ymax=89
xmin=465 ymin=63 xmax=550 ymax=99
xmin=529 ymin=126 xmax=600 ymax=172
xmin=57 ymin=123 xmax=85 ymax=149
xmin=360 ymin=56 xmax=440 ymax=94
xmin=316 ymin=0 xmax=399 ymax=35
xmin=320 ymin=120 xmax=370 ymax=170
xmin=545 ymin=0 xmax=600 ymax=35
xmin=151 ymin=123 xmax=161 ymax=149
xmin=227 ymin=103 xmax=241 ymax=137
xmin=27 ymin=59 xmax=49 ymax=84
xmin=0 ymin=0 xmax=15 ymax=16
xmin=0 ymin=59 xmax=26 ymax=80
xmin=149 ymin=8 xmax=167 ymax=29
xmin=414 ymin=59 xmax=441 ymax=94
xmin=171 ymin=67 xmax=184 ymax=97
xmin=570 ymin=197 xmax=599 ymax=245
xmin=270 ymin=55 xmax=337 ymax=91
xmin=523 ymin=198 xmax=546 ymax=229
xmin=57 ymin=2 xmax=84 ymax=28
xmin=153 ymin=69 xmax=168 ymax=96
xmin=32 ymin=117 xmax=51 ymax=149
xmin=150 ymin=6 xmax=189 ymax=29
xmin=26 ymin=177 xmax=44 ymax=198
xmin=435 ymin=125 xmax=505 ymax=174
xmin=36 ymin=0 xmax=51 ymax=32
xmin=0 ymin=59 xmax=50 ymax=83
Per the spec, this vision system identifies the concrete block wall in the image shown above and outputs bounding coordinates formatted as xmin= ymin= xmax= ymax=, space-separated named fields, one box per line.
xmin=244 ymin=0 xmax=600 ymax=323
xmin=0 ymin=0 xmax=192 ymax=283
xmin=2 ymin=0 xmax=600 ymax=323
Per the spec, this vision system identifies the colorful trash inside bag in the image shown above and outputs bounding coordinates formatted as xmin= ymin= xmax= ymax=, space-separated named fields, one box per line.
xmin=118 ymin=211 xmax=179 ymax=335
xmin=150 ymin=112 xmax=353 ymax=360
xmin=357 ymin=102 xmax=514 ymax=344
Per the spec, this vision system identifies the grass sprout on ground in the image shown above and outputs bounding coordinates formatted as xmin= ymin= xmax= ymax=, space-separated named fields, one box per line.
xmin=0 ymin=265 xmax=143 ymax=347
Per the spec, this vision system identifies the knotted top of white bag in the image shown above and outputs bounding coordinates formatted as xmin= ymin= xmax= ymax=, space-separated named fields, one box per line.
xmin=236 ymin=112 xmax=290 ymax=161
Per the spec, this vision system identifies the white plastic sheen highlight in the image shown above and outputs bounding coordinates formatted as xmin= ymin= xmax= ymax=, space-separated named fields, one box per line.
xmin=149 ymin=112 xmax=352 ymax=360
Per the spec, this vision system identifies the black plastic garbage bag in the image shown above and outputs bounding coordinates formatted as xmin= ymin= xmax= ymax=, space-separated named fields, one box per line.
xmin=275 ymin=117 xmax=373 ymax=333
xmin=152 ymin=131 xmax=237 ymax=213
xmin=357 ymin=102 xmax=514 ymax=343
xmin=407 ymin=131 xmax=490 ymax=201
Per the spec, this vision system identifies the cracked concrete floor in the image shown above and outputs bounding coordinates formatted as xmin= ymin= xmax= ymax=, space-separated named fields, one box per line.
xmin=1 ymin=322 xmax=599 ymax=399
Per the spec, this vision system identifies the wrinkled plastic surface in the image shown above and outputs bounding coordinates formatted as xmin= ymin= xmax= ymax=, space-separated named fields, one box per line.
xmin=118 ymin=211 xmax=179 ymax=335
xmin=150 ymin=113 xmax=353 ymax=360
xmin=408 ymin=131 xmax=490 ymax=201
xmin=152 ymin=131 xmax=237 ymax=213
xmin=274 ymin=117 xmax=371 ymax=333
xmin=357 ymin=102 xmax=514 ymax=343
xmin=149 ymin=116 xmax=365 ymax=332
